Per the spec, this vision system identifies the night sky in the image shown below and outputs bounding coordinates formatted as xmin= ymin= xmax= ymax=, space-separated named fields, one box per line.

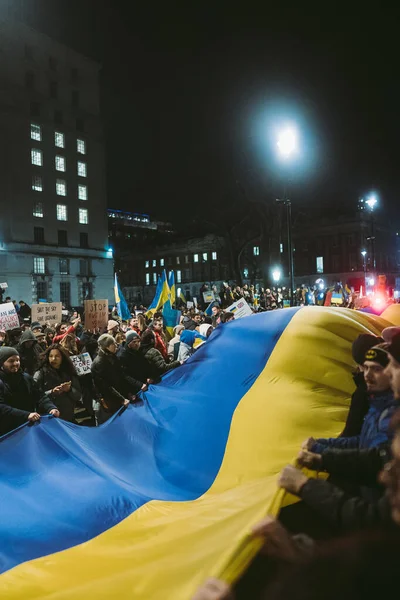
xmin=7 ymin=1 xmax=400 ymax=223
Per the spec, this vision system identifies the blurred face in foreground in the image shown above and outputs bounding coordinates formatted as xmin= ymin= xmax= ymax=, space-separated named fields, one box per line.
xmin=380 ymin=431 xmax=400 ymax=525
xmin=385 ymin=355 xmax=400 ymax=400
xmin=363 ymin=360 xmax=391 ymax=393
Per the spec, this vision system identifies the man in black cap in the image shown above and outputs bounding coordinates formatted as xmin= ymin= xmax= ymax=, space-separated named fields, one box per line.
xmin=341 ymin=333 xmax=385 ymax=437
xmin=117 ymin=330 xmax=149 ymax=393
xmin=0 ymin=347 xmax=59 ymax=436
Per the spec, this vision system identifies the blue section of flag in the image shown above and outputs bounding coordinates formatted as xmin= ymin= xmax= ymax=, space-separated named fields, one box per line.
xmin=114 ymin=273 xmax=131 ymax=321
xmin=147 ymin=276 xmax=162 ymax=312
xmin=204 ymin=301 xmax=215 ymax=316
xmin=162 ymin=299 xmax=180 ymax=332
xmin=0 ymin=309 xmax=299 ymax=574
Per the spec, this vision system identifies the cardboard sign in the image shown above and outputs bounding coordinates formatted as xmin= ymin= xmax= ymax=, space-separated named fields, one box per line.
xmin=193 ymin=297 xmax=198 ymax=307
xmin=227 ymin=298 xmax=253 ymax=319
xmin=202 ymin=291 xmax=215 ymax=303
xmin=84 ymin=299 xmax=108 ymax=331
xmin=0 ymin=282 xmax=8 ymax=290
xmin=32 ymin=302 xmax=62 ymax=326
xmin=187 ymin=301 xmax=194 ymax=309
xmin=0 ymin=302 xmax=19 ymax=331
xmin=71 ymin=352 xmax=93 ymax=376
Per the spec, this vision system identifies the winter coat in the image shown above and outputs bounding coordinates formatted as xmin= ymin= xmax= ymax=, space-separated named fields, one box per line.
xmin=312 ymin=391 xmax=398 ymax=454
xmin=341 ymin=371 xmax=370 ymax=437
xmin=117 ymin=345 xmax=149 ymax=391
xmin=19 ymin=304 xmax=31 ymax=321
xmin=168 ymin=335 xmax=181 ymax=361
xmin=141 ymin=347 xmax=180 ymax=381
xmin=17 ymin=330 xmax=42 ymax=376
xmin=34 ymin=366 xmax=81 ymax=423
xmin=0 ymin=369 xmax=57 ymax=436
xmin=91 ymin=349 xmax=137 ymax=415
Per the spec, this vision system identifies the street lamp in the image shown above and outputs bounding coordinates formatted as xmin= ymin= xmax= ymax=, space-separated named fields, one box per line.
xmin=364 ymin=193 xmax=378 ymax=270
xmin=272 ymin=267 xmax=281 ymax=283
xmin=361 ymin=250 xmax=367 ymax=296
xmin=276 ymin=126 xmax=297 ymax=306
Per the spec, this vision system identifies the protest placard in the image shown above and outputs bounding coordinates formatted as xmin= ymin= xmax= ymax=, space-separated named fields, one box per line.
xmin=0 ymin=282 xmax=8 ymax=290
xmin=202 ymin=291 xmax=215 ymax=303
xmin=227 ymin=298 xmax=253 ymax=319
xmin=71 ymin=352 xmax=93 ymax=376
xmin=31 ymin=302 xmax=62 ymax=326
xmin=84 ymin=299 xmax=108 ymax=331
xmin=0 ymin=302 xmax=20 ymax=331
xmin=186 ymin=301 xmax=194 ymax=309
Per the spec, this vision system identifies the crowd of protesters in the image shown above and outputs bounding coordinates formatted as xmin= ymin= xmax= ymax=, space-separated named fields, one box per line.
xmin=2 ymin=291 xmax=400 ymax=598
xmin=0 ymin=296 xmax=236 ymax=432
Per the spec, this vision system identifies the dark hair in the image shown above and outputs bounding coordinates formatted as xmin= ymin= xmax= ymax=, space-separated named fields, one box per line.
xmin=140 ymin=329 xmax=155 ymax=353
xmin=220 ymin=312 xmax=234 ymax=323
xmin=39 ymin=344 xmax=77 ymax=378
xmin=153 ymin=312 xmax=163 ymax=321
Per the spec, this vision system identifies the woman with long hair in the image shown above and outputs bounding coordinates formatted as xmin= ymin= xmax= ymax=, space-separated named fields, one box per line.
xmin=34 ymin=344 xmax=82 ymax=422
xmin=137 ymin=313 xmax=147 ymax=335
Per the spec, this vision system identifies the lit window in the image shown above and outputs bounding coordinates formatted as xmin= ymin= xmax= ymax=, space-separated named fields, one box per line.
xmin=55 ymin=131 xmax=65 ymax=148
xmin=57 ymin=204 xmax=67 ymax=221
xmin=77 ymin=139 xmax=86 ymax=154
xmin=56 ymin=179 xmax=67 ymax=196
xmin=77 ymin=161 xmax=87 ymax=177
xmin=280 ymin=243 xmax=284 ymax=253
xmin=160 ymin=258 xmax=164 ymax=266
xmin=202 ymin=253 xmax=208 ymax=262
xmin=33 ymin=202 xmax=44 ymax=218
xmin=145 ymin=260 xmax=150 ymax=268
xmin=32 ymin=175 xmax=43 ymax=192
xmin=212 ymin=251 xmax=217 ymax=260
xmin=253 ymin=246 xmax=260 ymax=256
xmin=79 ymin=208 xmax=88 ymax=224
xmin=33 ymin=257 xmax=45 ymax=274
xmin=177 ymin=270 xmax=182 ymax=283
xmin=59 ymin=258 xmax=69 ymax=275
xmin=55 ymin=155 xmax=66 ymax=172
xmin=78 ymin=184 xmax=87 ymax=201
xmin=153 ymin=273 xmax=157 ymax=284
xmin=176 ymin=256 xmax=180 ymax=265
xmin=316 ymin=256 xmax=324 ymax=273
xmin=243 ymin=267 xmax=249 ymax=277
xmin=31 ymin=123 xmax=41 ymax=141
xmin=185 ymin=255 xmax=189 ymax=263
xmin=152 ymin=259 xmax=157 ymax=267
xmin=31 ymin=149 xmax=42 ymax=166
xmin=146 ymin=273 xmax=150 ymax=285
xmin=194 ymin=254 xmax=199 ymax=263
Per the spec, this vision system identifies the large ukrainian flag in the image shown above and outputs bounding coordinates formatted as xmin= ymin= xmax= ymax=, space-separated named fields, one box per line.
xmin=0 ymin=306 xmax=396 ymax=599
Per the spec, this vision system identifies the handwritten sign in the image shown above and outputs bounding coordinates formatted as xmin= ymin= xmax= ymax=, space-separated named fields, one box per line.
xmin=227 ymin=298 xmax=253 ymax=319
xmin=0 ymin=302 xmax=20 ymax=331
xmin=0 ymin=282 xmax=8 ymax=290
xmin=32 ymin=302 xmax=62 ymax=326
xmin=71 ymin=352 xmax=93 ymax=376
xmin=84 ymin=299 xmax=108 ymax=331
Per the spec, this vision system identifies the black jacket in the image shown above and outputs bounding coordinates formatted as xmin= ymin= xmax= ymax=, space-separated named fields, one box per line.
xmin=117 ymin=345 xmax=149 ymax=391
xmin=34 ymin=366 xmax=81 ymax=423
xmin=299 ymin=446 xmax=392 ymax=531
xmin=141 ymin=347 xmax=180 ymax=381
xmin=341 ymin=371 xmax=370 ymax=437
xmin=17 ymin=330 xmax=42 ymax=376
xmin=0 ymin=369 xmax=57 ymax=436
xmin=91 ymin=349 xmax=137 ymax=414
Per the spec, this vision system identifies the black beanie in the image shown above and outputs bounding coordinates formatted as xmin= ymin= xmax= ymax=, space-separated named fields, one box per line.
xmin=0 ymin=347 xmax=20 ymax=366
xmin=364 ymin=346 xmax=389 ymax=368
xmin=352 ymin=334 xmax=384 ymax=366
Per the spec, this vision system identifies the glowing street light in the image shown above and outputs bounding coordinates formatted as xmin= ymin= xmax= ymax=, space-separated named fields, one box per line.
xmin=272 ymin=268 xmax=282 ymax=283
xmin=277 ymin=127 xmax=297 ymax=158
xmin=365 ymin=194 xmax=378 ymax=211
xmin=361 ymin=249 xmax=367 ymax=258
